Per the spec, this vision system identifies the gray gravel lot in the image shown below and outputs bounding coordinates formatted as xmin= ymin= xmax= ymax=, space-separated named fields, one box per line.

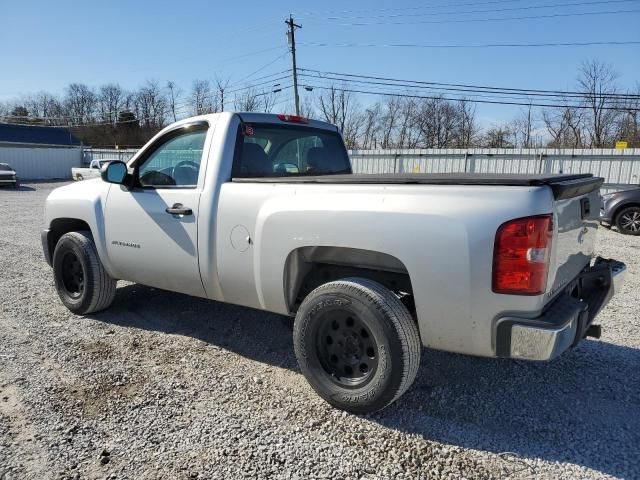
xmin=0 ymin=181 xmax=639 ymax=480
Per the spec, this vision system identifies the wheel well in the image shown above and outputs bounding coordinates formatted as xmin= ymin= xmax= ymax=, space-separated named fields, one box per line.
xmin=613 ymin=203 xmax=640 ymax=224
xmin=284 ymin=246 xmax=414 ymax=313
xmin=47 ymin=218 xmax=92 ymax=258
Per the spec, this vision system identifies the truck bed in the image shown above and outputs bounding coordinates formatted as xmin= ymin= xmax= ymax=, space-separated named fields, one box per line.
xmin=232 ymin=173 xmax=604 ymax=200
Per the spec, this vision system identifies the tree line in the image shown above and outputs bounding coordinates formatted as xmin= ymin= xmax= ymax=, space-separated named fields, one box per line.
xmin=1 ymin=60 xmax=638 ymax=149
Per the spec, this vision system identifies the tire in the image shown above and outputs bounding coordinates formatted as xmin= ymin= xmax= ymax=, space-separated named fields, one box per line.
xmin=52 ymin=231 xmax=116 ymax=314
xmin=13 ymin=181 xmax=19 ymax=189
xmin=293 ymin=277 xmax=421 ymax=414
xmin=615 ymin=206 xmax=640 ymax=235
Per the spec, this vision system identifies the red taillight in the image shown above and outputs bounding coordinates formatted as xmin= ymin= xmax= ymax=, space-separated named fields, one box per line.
xmin=277 ymin=114 xmax=308 ymax=124
xmin=492 ymin=215 xmax=553 ymax=295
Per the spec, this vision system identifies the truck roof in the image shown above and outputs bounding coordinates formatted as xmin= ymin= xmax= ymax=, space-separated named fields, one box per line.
xmin=170 ymin=112 xmax=340 ymax=133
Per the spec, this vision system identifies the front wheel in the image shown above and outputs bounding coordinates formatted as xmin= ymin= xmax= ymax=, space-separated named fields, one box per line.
xmin=293 ymin=278 xmax=421 ymax=414
xmin=615 ymin=206 xmax=640 ymax=235
xmin=52 ymin=231 xmax=116 ymax=314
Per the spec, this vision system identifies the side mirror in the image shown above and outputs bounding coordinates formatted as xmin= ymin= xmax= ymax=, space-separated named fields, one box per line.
xmin=101 ymin=161 xmax=127 ymax=184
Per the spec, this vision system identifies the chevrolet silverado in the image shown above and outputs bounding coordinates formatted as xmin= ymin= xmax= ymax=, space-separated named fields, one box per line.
xmin=41 ymin=112 xmax=626 ymax=413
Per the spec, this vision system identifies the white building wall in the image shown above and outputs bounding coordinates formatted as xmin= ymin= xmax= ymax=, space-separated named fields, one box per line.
xmin=0 ymin=147 xmax=82 ymax=179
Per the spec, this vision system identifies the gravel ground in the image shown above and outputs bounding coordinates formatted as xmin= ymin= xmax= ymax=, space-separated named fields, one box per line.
xmin=0 ymin=181 xmax=639 ymax=480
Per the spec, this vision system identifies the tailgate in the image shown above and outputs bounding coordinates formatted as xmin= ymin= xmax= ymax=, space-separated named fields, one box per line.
xmin=548 ymin=178 xmax=602 ymax=300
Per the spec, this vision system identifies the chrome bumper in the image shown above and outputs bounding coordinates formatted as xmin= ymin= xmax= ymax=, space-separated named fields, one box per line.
xmin=496 ymin=258 xmax=626 ymax=361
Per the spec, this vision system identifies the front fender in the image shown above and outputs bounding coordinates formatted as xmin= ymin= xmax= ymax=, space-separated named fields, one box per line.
xmin=44 ymin=179 xmax=116 ymax=277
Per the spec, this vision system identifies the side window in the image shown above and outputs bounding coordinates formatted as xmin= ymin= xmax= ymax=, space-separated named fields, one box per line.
xmin=137 ymin=127 xmax=207 ymax=187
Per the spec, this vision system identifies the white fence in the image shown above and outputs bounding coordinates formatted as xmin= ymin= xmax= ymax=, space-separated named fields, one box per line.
xmin=83 ymin=147 xmax=640 ymax=191
xmin=84 ymin=148 xmax=138 ymax=164
xmin=350 ymin=148 xmax=640 ymax=191
xmin=0 ymin=146 xmax=82 ymax=179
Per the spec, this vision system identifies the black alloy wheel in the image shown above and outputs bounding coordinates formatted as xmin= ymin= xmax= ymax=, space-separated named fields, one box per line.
xmin=61 ymin=251 xmax=85 ymax=298
xmin=316 ymin=309 xmax=378 ymax=388
xmin=293 ymin=277 xmax=421 ymax=413
xmin=52 ymin=231 xmax=117 ymax=314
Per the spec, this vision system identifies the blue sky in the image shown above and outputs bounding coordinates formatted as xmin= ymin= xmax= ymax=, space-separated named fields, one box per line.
xmin=1 ymin=0 xmax=639 ymax=126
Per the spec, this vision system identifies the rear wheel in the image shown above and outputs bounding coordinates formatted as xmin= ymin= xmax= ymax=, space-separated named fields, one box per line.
xmin=615 ymin=206 xmax=640 ymax=235
xmin=52 ymin=231 xmax=116 ymax=314
xmin=293 ymin=278 xmax=421 ymax=414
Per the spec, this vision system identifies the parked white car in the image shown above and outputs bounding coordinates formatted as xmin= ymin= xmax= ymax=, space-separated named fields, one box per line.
xmin=0 ymin=162 xmax=19 ymax=188
xmin=71 ymin=159 xmax=115 ymax=181
xmin=42 ymin=112 xmax=626 ymax=413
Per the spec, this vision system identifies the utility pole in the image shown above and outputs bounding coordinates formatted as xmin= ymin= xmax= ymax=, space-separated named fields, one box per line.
xmin=285 ymin=15 xmax=301 ymax=115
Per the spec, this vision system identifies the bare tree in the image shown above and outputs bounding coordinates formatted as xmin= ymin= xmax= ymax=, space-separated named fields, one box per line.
xmin=214 ymin=76 xmax=230 ymax=111
xmin=360 ymin=103 xmax=381 ymax=149
xmin=543 ymin=103 xmax=584 ymax=147
xmin=455 ymin=99 xmax=478 ymax=147
xmin=166 ymin=81 xmax=182 ymax=122
xmin=396 ymin=98 xmax=420 ymax=148
xmin=97 ymin=84 xmax=125 ymax=124
xmin=136 ymin=80 xmax=168 ymax=129
xmin=233 ymin=87 xmax=260 ymax=112
xmin=21 ymin=92 xmax=64 ymax=124
xmin=65 ymin=83 xmax=97 ymax=124
xmin=298 ymin=95 xmax=315 ymax=118
xmin=380 ymin=96 xmax=402 ymax=148
xmin=316 ymin=85 xmax=363 ymax=148
xmin=484 ymin=125 xmax=514 ymax=148
xmin=510 ymin=104 xmax=535 ymax=147
xmin=413 ymin=96 xmax=458 ymax=148
xmin=0 ymin=101 xmax=9 ymax=118
xmin=190 ymin=79 xmax=217 ymax=115
xmin=578 ymin=60 xmax=621 ymax=147
xmin=615 ymin=83 xmax=640 ymax=147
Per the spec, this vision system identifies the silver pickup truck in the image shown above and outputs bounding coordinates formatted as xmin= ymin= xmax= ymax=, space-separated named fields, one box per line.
xmin=42 ymin=112 xmax=625 ymax=413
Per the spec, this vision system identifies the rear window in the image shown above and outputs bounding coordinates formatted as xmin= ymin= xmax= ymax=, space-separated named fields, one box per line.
xmin=233 ymin=123 xmax=351 ymax=178
xmin=0 ymin=164 xmax=12 ymax=171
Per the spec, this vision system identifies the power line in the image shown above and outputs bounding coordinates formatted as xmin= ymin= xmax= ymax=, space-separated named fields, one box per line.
xmin=299 ymin=40 xmax=640 ymax=49
xmin=294 ymin=0 xmax=532 ymax=17
xmin=312 ymin=8 xmax=640 ymax=26
xmin=299 ymin=74 xmax=637 ymax=106
xmin=298 ymin=68 xmax=640 ymax=100
xmin=300 ymin=83 xmax=638 ymax=111
xmin=226 ymin=52 xmax=290 ymax=89
xmin=317 ymin=0 xmax=640 ymax=20
xmin=303 ymin=77 xmax=639 ymax=110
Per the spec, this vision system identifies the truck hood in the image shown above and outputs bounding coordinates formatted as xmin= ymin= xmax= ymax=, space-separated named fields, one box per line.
xmin=48 ymin=178 xmax=105 ymax=199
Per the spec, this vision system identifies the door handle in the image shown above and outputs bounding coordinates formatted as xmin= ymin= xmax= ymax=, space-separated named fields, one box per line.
xmin=166 ymin=203 xmax=193 ymax=215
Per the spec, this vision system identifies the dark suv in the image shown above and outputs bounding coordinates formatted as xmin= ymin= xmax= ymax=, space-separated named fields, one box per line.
xmin=601 ymin=187 xmax=640 ymax=235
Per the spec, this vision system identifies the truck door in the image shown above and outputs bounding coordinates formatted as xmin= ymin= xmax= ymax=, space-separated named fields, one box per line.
xmin=104 ymin=122 xmax=211 ymax=297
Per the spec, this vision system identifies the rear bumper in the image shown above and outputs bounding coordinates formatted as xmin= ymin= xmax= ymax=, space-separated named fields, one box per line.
xmin=495 ymin=257 xmax=626 ymax=361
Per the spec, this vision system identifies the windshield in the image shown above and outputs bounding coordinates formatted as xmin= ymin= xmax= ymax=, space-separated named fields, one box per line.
xmin=0 ymin=164 xmax=13 ymax=171
xmin=233 ymin=123 xmax=351 ymax=178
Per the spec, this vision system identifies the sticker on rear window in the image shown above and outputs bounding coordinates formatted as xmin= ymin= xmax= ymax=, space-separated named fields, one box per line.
xmin=243 ymin=124 xmax=254 ymax=136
